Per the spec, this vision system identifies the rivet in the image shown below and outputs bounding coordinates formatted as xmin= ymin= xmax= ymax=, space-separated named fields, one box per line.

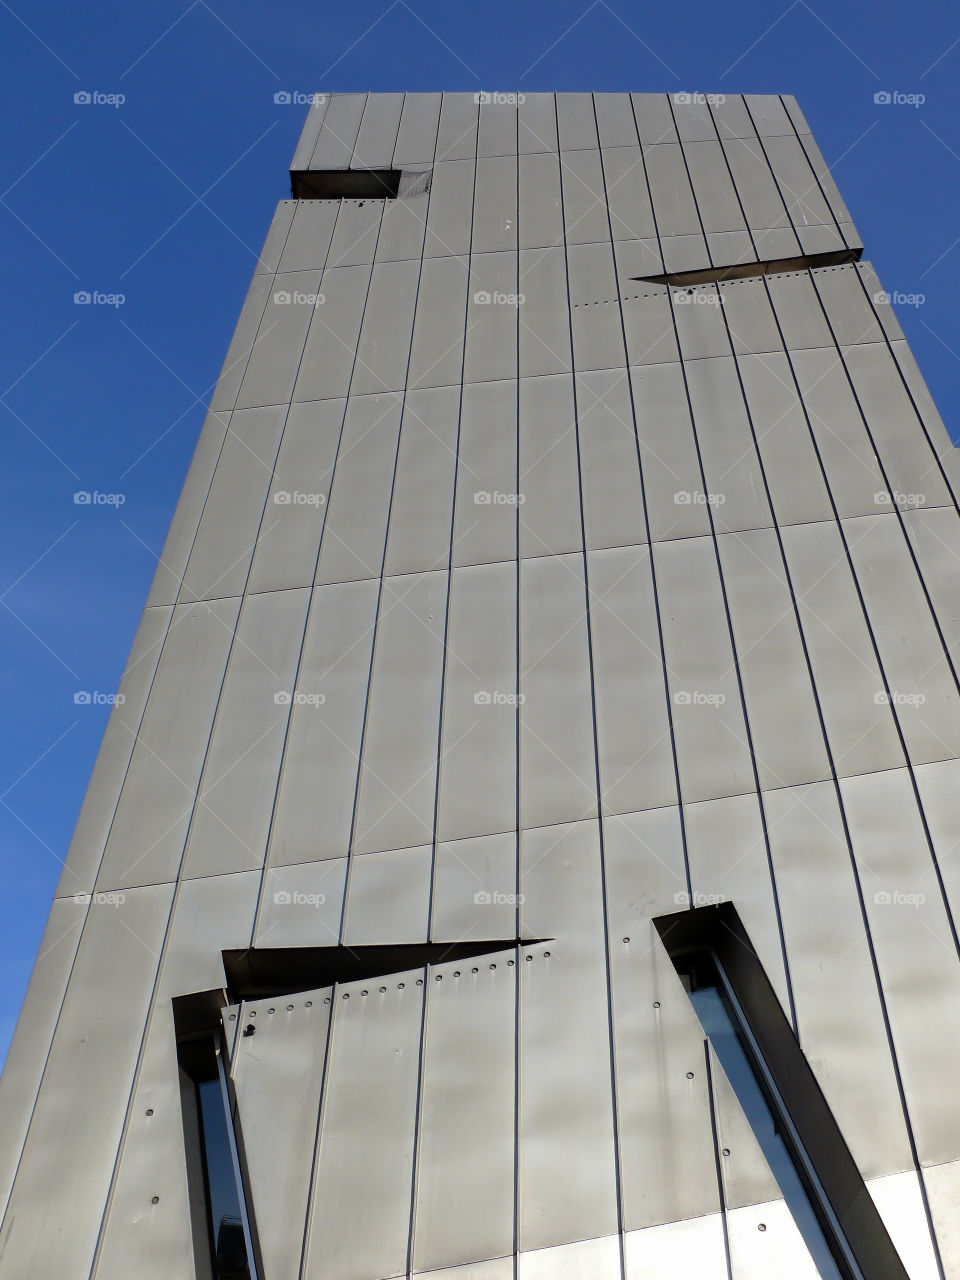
xmin=287 ymin=1004 xmax=294 ymax=1011
xmin=243 ymin=1024 xmax=256 ymax=1037
xmin=379 ymin=986 xmax=387 ymax=993
xmin=249 ymin=1010 xmax=256 ymax=1017
xmin=343 ymin=993 xmax=350 ymax=1000
xmin=489 ymin=963 xmax=496 ymax=970
xmin=416 ymin=978 xmax=423 ymax=986
xmin=361 ymin=990 xmax=368 ymax=997
xmin=653 ymin=1001 xmax=661 ymax=1009
xmin=228 ymin=1013 xmax=236 ymax=1021
xmin=622 ymin=936 xmax=630 ymax=943
xmin=268 ymin=1007 xmax=275 ymax=1014
xmin=305 ymin=1001 xmax=313 ymax=1007
xmin=758 ymin=1223 xmax=766 ymax=1232
xmin=435 ymin=974 xmax=442 ymax=981
xmin=324 ymin=997 xmax=331 ymax=1004
xmin=472 ymin=967 xmax=479 ymax=973
xmin=543 ymin=951 xmax=550 ymax=958
xmin=145 ymin=1109 xmax=154 ymax=1117
xmin=453 ymin=970 xmax=461 ymax=977
xmin=507 ymin=959 xmax=514 ymax=966
xmin=398 ymin=982 xmax=405 ymax=989
xmin=525 ymin=955 xmax=533 ymax=961
xmin=722 ymin=1148 xmax=731 ymax=1157
xmin=686 ymin=1071 xmax=695 ymax=1079
xmin=151 ymin=1196 xmax=160 ymax=1205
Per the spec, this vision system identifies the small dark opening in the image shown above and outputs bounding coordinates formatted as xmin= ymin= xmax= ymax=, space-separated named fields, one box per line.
xmin=291 ymin=169 xmax=401 ymax=200
xmin=632 ymin=246 xmax=861 ymax=287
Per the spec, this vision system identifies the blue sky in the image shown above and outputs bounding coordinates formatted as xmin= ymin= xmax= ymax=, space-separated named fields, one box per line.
xmin=1 ymin=0 xmax=958 ymax=1066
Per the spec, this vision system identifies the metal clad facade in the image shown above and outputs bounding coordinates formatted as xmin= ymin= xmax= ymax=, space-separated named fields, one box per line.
xmin=1 ymin=92 xmax=958 ymax=1280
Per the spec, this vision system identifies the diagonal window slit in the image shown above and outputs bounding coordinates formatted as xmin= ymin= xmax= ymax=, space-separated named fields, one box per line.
xmin=633 ymin=246 xmax=861 ymax=288
xmin=290 ymin=168 xmax=433 ymax=200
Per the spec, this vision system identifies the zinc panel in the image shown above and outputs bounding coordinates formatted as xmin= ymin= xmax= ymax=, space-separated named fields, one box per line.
xmin=782 ymin=94 xmax=812 ymax=135
xmin=436 ymin=92 xmax=479 ymax=162
xmin=473 ymin=155 xmax=518 ymax=253
xmin=589 ymin=544 xmax=676 ymax=814
xmin=95 ymin=598 xmax=240 ymax=890
xmin=716 ymin=528 xmax=830 ymax=790
xmin=631 ymin=92 xmax=678 ymax=144
xmin=673 ymin=284 xmax=731 ymax=361
xmin=393 ymin=91 xmax=442 ymax=165
xmin=725 ymin=1197 xmax=824 ymax=1278
xmin=556 ymin=91 xmax=599 ymax=150
xmin=209 ymin=275 xmax=274 ymax=411
xmin=622 ymin=285 xmax=680 ymax=367
xmin=743 ymin=93 xmax=793 ymax=137
xmin=780 ymin=519 xmax=905 ymax=779
xmin=518 ymin=150 xmax=563 ymax=249
xmin=643 ymin=143 xmax=702 ymax=237
xmin=710 ymin=94 xmax=756 ymax=141
xmin=567 ymin=241 xmax=626 ymax=372
xmin=654 ymin=535 xmax=754 ymax=804
xmin=722 ymin=136 xmax=794 ymax=233
xmin=254 ymin=857 xmax=346 ymax=947
xmin=614 ymin=236 xmax=664 ymax=279
xmin=719 ymin=277 xmax=782 ymax=357
xmin=915 ymin=757 xmax=960 ymax=927
xmin=518 ymin=372 xmax=582 ymax=557
xmin=277 ymin=199 xmax=340 ymax=273
xmin=519 ymin=554 xmax=598 ymax=828
xmin=431 ymin=831 xmax=519 ymax=941
xmin=902 ymin=506 xmax=960 ymax=659
xmin=180 ymin=404 xmax=287 ymax=601
xmin=763 ymin=133 xmax=834 ymax=228
xmin=309 ymin=92 xmax=366 ymax=169
xmin=602 ymin=146 xmax=657 ymax=241
xmin=629 ymin=361 xmax=710 ymax=542
xmin=463 ymin=251 xmax=519 ymax=384
xmin=795 ymin=131 xmax=854 ymax=225
xmin=624 ymin=1216 xmax=729 ymax=1280
xmin=342 ymin=845 xmax=432 ymax=944
xmin=478 ymin=98 xmax=519 ymax=157
xmin=812 ymin=263 xmax=882 ymax=345
xmin=518 ymin=246 xmax=572 ymax=377
xmin=706 ymin=229 xmax=755 ymax=267
xmin=765 ymin=270 xmax=833 ymax=348
xmin=425 ymin=160 xmax=475 ymax=257
xmin=560 ymin=149 xmax=612 ymax=245
xmin=684 ymin=355 xmax=773 ymax=534
xmin=351 ymin=258 xmax=421 ymax=394
xmin=180 ymin=587 xmax=310 ymax=879
xmin=352 ymin=571 xmax=447 ymax=854
xmin=254 ymin=200 xmax=295 ymax=275
xmin=672 ymin=95 xmax=717 ymax=143
xmin=351 ymin=91 xmax=404 ymax=169
xmin=266 ymin=579 xmax=378 ymax=866
xmin=855 ymin=262 xmax=905 ymax=343
xmin=303 ymin=969 xmax=425 ymax=1280
xmin=291 ymin=91 xmax=329 ymax=169
xmin=518 ymin=91 xmax=559 ymax=153
xmin=384 ymin=384 xmax=460 ymax=577
xmin=412 ymin=951 xmax=517 ymax=1272
xmin=236 ymin=272 xmax=322 ymax=409
xmin=452 ymin=378 xmax=517 ymax=567
xmin=708 ymin=1042 xmax=782 ymax=1212
xmin=408 ymin=254 xmax=469 ymax=389
xmin=594 ymin=93 xmax=639 ymax=148
xmin=519 ymin=822 xmax=619 ymax=1250
xmin=375 ymin=194 xmax=429 ymax=264
xmin=684 ymin=140 xmax=748 ymax=233
xmin=315 ymin=391 xmax=404 ymax=585
xmin=575 ymin=368 xmax=649 ymax=552
xmin=325 ymin=198 xmax=382 ymax=267
xmin=844 ymin=513 xmax=960 ymax=762
xmin=293 ymin=263 xmax=372 ymax=402
xmin=436 ymin=560 xmax=518 ymax=844
xmin=247 ymin=397 xmax=346 ymax=594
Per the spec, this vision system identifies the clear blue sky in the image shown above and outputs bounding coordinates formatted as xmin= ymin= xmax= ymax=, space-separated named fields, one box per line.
xmin=1 ymin=0 xmax=958 ymax=1066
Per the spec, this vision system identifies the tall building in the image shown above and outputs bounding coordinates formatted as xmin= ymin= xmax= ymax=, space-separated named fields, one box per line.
xmin=2 ymin=91 xmax=960 ymax=1280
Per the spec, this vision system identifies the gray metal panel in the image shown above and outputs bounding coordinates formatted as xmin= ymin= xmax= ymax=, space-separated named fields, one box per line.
xmin=743 ymin=94 xmax=793 ymax=137
xmin=845 ymin=513 xmax=960 ymax=762
xmin=924 ymin=1160 xmax=960 ymax=1280
xmin=763 ymin=781 xmax=913 ymax=1177
xmin=436 ymin=560 xmax=517 ymax=844
xmin=567 ymin=241 xmax=626 ymax=372
xmin=709 ymin=1041 xmax=782 ymax=1211
xmin=291 ymin=91 xmax=329 ymax=170
xmin=868 ymin=1169 xmax=942 ymax=1280
xmin=518 ymin=246 xmax=572 ymax=377
xmin=0 ymin=883 xmax=173 ymax=1279
xmin=840 ymin=341 xmax=953 ymax=508
xmin=840 ymin=768 xmax=960 ymax=1166
xmin=316 ymin=391 xmax=403 ymax=584
xmin=463 ymin=251 xmax=518 ymax=384
xmin=736 ymin=350 xmax=833 ymax=526
xmin=575 ymin=368 xmax=647 ymax=552
xmin=293 ymin=263 xmax=372 ymax=402
xmin=914 ymin=757 xmax=960 ymax=939
xmin=180 ymin=588 xmax=310 ymax=879
xmin=267 ymin=579 xmax=378 ymax=865
xmin=631 ymin=92 xmax=678 ymax=145
xmin=560 ymin=149 xmax=611 ymax=245
xmin=519 ymin=822 xmax=618 ymax=1250
xmin=518 ymin=151 xmax=563 ymax=249
xmin=719 ymin=277 xmax=780 ymax=356
xmin=351 ymin=91 xmax=404 ymax=169
xmin=795 ymin=131 xmax=854 ymax=225
xmin=519 ymin=555 xmax=598 ymax=828
xmin=706 ymin=229 xmax=755 ymax=267
xmin=604 ymin=808 xmax=720 ymax=1229
xmin=725 ymin=1196 xmax=826 ymax=1277
xmin=521 ymin=1235 xmax=621 ymax=1278
xmin=624 ymin=1216 xmax=729 ymax=1279
xmin=622 ymin=284 xmax=679 ymax=367
xmin=672 ymin=95 xmax=718 ymax=143
xmin=309 ymin=92 xmax=366 ymax=169
xmin=902 ymin=506 xmax=960 ymax=661
xmin=722 ymin=137 xmax=795 ymax=235
xmin=660 ymin=232 xmax=712 ymax=276
xmin=96 ymin=598 xmax=240 ymax=890
xmin=673 ymin=283 xmax=730 ymax=361
xmin=408 ymin=254 xmax=469 ymax=388
xmin=412 ymin=950 xmax=516 ymax=1272
xmin=393 ymin=91 xmax=442 ymax=166
xmin=684 ymin=141 xmax=748 ymax=233
xmin=56 ymin=605 xmax=171 ymax=898
xmin=325 ymin=198 xmax=383 ymax=267
xmin=0 ymin=897 xmax=85 ymax=1215
xmin=780 ymin=519 xmax=905 ymax=779
xmin=352 ymin=571 xmax=447 ymax=854
xmin=431 ymin=831 xmax=518 ymax=941
xmin=643 ymin=143 xmax=702 ymax=236
xmin=812 ymin=263 xmax=882 ymax=345
xmin=302 ymin=966 xmax=425 ymax=1280
xmin=888 ymin=338 xmax=960 ymax=480
xmin=374 ymin=192 xmax=429 ymax=264
xmin=254 ymin=200 xmax=295 ymax=275
xmin=518 ymin=92 xmax=559 ymax=153
xmin=763 ymin=133 xmax=834 ymax=228
xmin=384 ymin=384 xmax=460 ymax=577
xmin=589 ymin=545 xmax=676 ymax=814
xmin=478 ymin=98 xmax=519 ymax=157
xmin=710 ymin=94 xmax=756 ymax=141
xmin=654 ymin=534 xmax=754 ymax=803
xmin=629 ymin=361 xmax=710 ymax=542
xmin=236 ymin=271 xmax=322 ymax=409
xmin=518 ymin=372 xmax=582 ymax=557
xmin=342 ymin=845 xmax=432 ymax=943
xmin=473 ymin=155 xmax=518 ymax=253
xmin=788 ymin=345 xmax=886 ymax=519
xmin=247 ymin=397 xmax=346 ymax=594
xmin=227 ymin=990 xmax=332 ymax=1280
xmin=436 ymin=92 xmax=479 ymax=162
xmin=717 ymin=528 xmax=830 ymax=790
xmin=602 ymin=146 xmax=657 ymax=241
xmin=255 ymin=857 xmax=346 ymax=948
xmin=180 ymin=404 xmax=287 ymax=601
xmin=782 ymin=94 xmax=812 ymax=136
xmin=683 ymin=355 xmax=773 ymax=534
xmin=146 ymin=409 xmax=231 ymax=605
xmin=452 ymin=378 xmax=517 ymax=568
xmin=764 ymin=270 xmax=832 ymax=348
xmin=614 ymin=236 xmax=664 ymax=279
xmin=351 ymin=258 xmax=420 ymax=394
xmin=594 ymin=93 xmax=639 ymax=148
xmin=276 ymin=199 xmax=340 ymax=273
xmin=556 ymin=92 xmax=598 ymax=150
xmin=796 ymin=216 xmax=846 ymax=257
xmin=855 ymin=262 xmax=905 ymax=343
